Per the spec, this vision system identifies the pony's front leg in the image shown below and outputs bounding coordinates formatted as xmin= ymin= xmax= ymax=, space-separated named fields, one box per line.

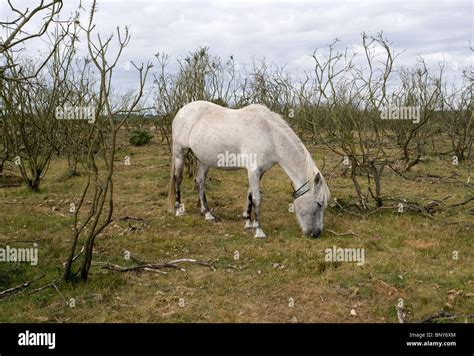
xmin=196 ymin=161 xmax=214 ymax=221
xmin=243 ymin=188 xmax=253 ymax=229
xmin=248 ymin=170 xmax=266 ymax=239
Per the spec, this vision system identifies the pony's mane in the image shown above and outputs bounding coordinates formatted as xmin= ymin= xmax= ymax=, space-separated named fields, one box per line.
xmin=257 ymin=106 xmax=330 ymax=206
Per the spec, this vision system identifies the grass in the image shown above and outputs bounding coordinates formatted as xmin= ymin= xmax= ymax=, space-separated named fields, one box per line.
xmin=0 ymin=129 xmax=472 ymax=323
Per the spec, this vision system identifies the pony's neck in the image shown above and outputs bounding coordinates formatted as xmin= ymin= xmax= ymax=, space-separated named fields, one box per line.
xmin=275 ymin=135 xmax=312 ymax=190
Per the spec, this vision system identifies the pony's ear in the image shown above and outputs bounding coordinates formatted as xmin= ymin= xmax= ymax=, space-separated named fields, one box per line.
xmin=314 ymin=172 xmax=322 ymax=186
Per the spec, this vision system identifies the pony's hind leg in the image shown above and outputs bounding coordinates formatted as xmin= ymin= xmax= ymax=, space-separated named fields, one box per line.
xmin=243 ymin=188 xmax=253 ymax=229
xmin=248 ymin=170 xmax=266 ymax=239
xmin=196 ymin=161 xmax=214 ymax=221
xmin=173 ymin=154 xmax=186 ymax=216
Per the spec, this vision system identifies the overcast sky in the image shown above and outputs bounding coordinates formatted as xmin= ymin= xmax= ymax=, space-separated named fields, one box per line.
xmin=1 ymin=0 xmax=472 ymax=93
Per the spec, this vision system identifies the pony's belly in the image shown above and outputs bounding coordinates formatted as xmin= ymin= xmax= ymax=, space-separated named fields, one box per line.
xmin=197 ymin=151 xmax=257 ymax=170
xmin=213 ymin=166 xmax=244 ymax=171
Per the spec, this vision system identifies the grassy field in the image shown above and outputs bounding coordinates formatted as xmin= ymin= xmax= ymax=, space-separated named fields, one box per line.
xmin=0 ymin=129 xmax=472 ymax=323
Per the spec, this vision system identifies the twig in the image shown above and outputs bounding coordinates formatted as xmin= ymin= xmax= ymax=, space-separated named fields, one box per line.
xmin=95 ymin=258 xmax=216 ymax=274
xmin=57 ymin=170 xmax=80 ymax=182
xmin=62 ymin=245 xmax=84 ymax=267
xmin=115 ymin=215 xmax=149 ymax=231
xmin=326 ymin=229 xmax=358 ymax=236
xmin=425 ymin=172 xmax=459 ymax=182
xmin=167 ymin=258 xmax=216 ymax=270
xmin=26 ymin=282 xmax=56 ymax=295
xmin=331 ymin=199 xmax=365 ymax=217
xmin=416 ymin=311 xmax=474 ymax=323
xmin=0 ymin=275 xmax=45 ymax=299
xmin=52 ymin=283 xmax=68 ymax=304
xmin=117 ymin=215 xmax=148 ymax=225
xmin=447 ymin=196 xmax=474 ymax=208
xmin=325 ymin=157 xmax=344 ymax=179
xmin=387 ymin=163 xmax=412 ymax=180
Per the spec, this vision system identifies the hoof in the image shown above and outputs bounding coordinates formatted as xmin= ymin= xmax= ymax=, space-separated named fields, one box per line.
xmin=204 ymin=212 xmax=215 ymax=221
xmin=244 ymin=219 xmax=253 ymax=229
xmin=254 ymin=228 xmax=266 ymax=239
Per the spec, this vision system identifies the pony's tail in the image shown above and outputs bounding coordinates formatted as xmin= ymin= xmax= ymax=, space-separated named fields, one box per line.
xmin=168 ymin=158 xmax=176 ymax=214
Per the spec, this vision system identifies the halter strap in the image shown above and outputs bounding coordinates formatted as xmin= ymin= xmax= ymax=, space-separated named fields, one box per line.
xmin=292 ymin=181 xmax=311 ymax=199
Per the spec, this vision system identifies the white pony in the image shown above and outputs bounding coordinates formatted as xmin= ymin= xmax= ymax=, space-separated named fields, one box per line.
xmin=168 ymin=101 xmax=330 ymax=238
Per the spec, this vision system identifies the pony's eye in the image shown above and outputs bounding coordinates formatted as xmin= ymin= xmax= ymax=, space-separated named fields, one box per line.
xmin=317 ymin=202 xmax=322 ymax=208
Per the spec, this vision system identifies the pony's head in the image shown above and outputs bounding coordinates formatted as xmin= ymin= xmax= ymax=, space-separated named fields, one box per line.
xmin=293 ymin=172 xmax=330 ymax=238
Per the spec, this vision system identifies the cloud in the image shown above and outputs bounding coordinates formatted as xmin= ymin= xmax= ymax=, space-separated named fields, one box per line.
xmin=1 ymin=0 xmax=471 ymax=91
